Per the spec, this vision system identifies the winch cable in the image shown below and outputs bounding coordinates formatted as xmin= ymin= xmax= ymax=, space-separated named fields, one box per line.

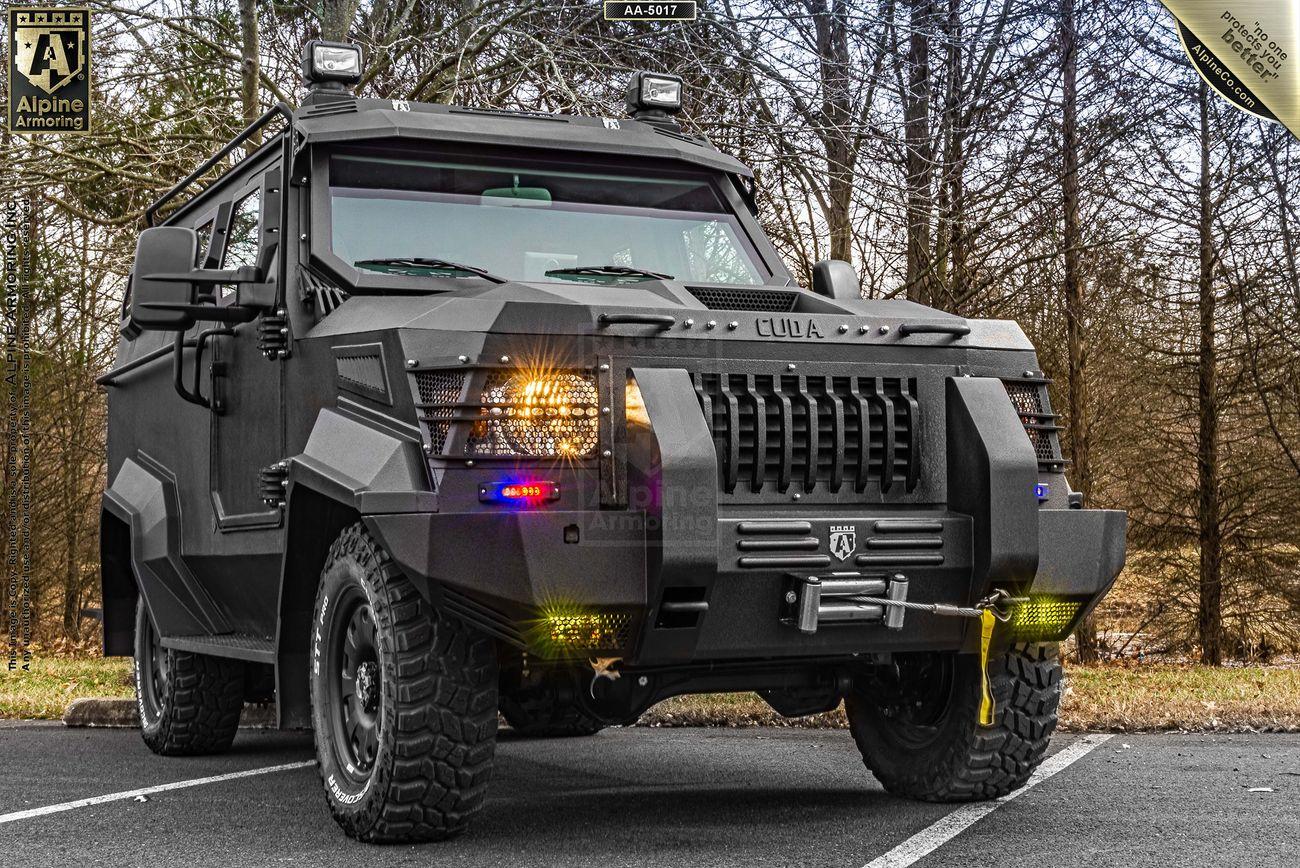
xmin=857 ymin=588 xmax=1024 ymax=623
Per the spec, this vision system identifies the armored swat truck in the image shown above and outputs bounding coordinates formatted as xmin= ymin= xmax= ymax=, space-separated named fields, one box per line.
xmin=99 ymin=41 xmax=1125 ymax=842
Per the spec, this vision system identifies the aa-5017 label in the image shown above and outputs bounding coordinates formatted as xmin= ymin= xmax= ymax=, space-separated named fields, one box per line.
xmin=603 ymin=2 xmax=697 ymax=22
xmin=7 ymin=7 xmax=91 ymax=134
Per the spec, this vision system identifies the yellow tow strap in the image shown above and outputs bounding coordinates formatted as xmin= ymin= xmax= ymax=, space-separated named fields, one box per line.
xmin=977 ymin=608 xmax=997 ymax=727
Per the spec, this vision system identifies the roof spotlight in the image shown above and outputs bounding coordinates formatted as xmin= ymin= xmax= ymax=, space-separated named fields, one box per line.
xmin=302 ymin=40 xmax=363 ymax=90
xmin=626 ymin=71 xmax=684 ymax=122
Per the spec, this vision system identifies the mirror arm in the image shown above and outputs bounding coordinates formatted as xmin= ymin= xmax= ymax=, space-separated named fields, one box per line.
xmin=141 ymin=265 xmax=263 ymax=286
xmin=140 ymin=301 xmax=260 ymax=324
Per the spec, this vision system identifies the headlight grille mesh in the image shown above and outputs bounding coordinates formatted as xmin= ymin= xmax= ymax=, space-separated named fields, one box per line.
xmin=468 ymin=372 xmax=600 ymax=458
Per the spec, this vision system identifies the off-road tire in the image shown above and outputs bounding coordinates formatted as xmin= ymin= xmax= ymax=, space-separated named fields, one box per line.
xmin=846 ymin=643 xmax=1060 ymax=802
xmin=133 ymin=599 xmax=244 ymax=756
xmin=500 ymin=688 xmax=605 ymax=738
xmin=310 ymin=522 xmax=498 ymax=843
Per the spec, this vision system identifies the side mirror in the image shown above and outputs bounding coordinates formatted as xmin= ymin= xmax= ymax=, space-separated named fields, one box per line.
xmin=811 ymin=259 xmax=860 ymax=302
xmin=128 ymin=227 xmax=198 ymax=333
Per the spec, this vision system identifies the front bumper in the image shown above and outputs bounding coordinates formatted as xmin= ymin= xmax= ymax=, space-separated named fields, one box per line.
xmin=365 ymin=372 xmax=1126 ymax=664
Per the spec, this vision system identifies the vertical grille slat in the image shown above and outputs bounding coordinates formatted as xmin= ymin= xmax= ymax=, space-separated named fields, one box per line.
xmin=827 ymin=386 xmax=846 ymax=492
xmin=719 ymin=378 xmax=740 ymax=493
xmin=874 ymin=377 xmax=896 ymax=493
xmin=801 ymin=377 xmax=819 ymax=491
xmin=748 ymin=375 xmax=767 ymax=493
xmin=775 ymin=387 xmax=794 ymax=492
xmin=848 ymin=381 xmax=871 ymax=493
xmin=692 ymin=372 xmax=918 ymax=498
xmin=898 ymin=380 xmax=921 ymax=490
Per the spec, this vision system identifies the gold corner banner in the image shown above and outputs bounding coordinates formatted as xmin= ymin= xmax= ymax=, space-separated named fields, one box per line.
xmin=1161 ymin=1 xmax=1297 ymax=136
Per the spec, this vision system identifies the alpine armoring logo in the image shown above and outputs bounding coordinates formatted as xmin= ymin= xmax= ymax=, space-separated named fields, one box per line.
xmin=7 ymin=7 xmax=91 ymax=134
xmin=829 ymin=525 xmax=857 ymax=562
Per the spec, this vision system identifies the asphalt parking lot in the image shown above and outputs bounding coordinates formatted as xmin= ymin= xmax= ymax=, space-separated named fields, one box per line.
xmin=1 ymin=721 xmax=1297 ymax=868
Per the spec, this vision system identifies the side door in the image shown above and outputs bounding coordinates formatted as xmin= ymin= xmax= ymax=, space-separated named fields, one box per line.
xmin=209 ymin=172 xmax=285 ymax=530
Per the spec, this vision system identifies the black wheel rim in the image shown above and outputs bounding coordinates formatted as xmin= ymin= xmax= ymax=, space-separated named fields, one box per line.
xmin=137 ymin=610 xmax=168 ymax=720
xmin=876 ymin=652 xmax=956 ymax=748
xmin=326 ymin=586 xmax=382 ymax=782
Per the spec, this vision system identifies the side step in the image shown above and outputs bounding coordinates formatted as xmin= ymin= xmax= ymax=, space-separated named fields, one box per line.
xmin=161 ymin=632 xmax=276 ymax=664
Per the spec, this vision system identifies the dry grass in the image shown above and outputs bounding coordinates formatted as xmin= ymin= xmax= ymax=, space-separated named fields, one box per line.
xmin=1058 ymin=662 xmax=1300 ymax=732
xmin=0 ymin=656 xmax=134 ymax=720
xmin=2 ymin=657 xmax=1298 ymax=732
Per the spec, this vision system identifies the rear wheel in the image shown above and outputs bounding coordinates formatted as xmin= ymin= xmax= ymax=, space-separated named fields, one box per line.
xmin=311 ymin=523 xmax=498 ymax=842
xmin=845 ymin=643 xmax=1060 ymax=801
xmin=133 ymin=599 xmax=244 ymax=756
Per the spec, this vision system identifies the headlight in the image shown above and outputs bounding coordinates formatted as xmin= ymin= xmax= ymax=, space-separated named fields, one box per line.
xmin=626 ymin=70 xmax=684 ymax=115
xmin=301 ymin=40 xmax=363 ymax=85
xmin=468 ymin=371 xmax=600 ymax=458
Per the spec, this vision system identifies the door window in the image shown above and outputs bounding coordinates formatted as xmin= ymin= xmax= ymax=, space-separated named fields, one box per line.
xmin=221 ymin=191 xmax=260 ymax=299
xmin=195 ymin=218 xmax=214 ymax=266
xmin=223 ymin=191 xmax=260 ymax=269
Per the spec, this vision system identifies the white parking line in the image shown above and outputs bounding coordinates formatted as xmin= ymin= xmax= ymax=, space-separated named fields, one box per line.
xmin=861 ymin=734 xmax=1113 ymax=868
xmin=0 ymin=760 xmax=317 ymax=825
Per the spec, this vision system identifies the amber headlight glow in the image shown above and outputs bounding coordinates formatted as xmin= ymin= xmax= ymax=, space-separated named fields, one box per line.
xmin=468 ymin=371 xmax=600 ymax=458
xmin=625 ymin=380 xmax=650 ymax=427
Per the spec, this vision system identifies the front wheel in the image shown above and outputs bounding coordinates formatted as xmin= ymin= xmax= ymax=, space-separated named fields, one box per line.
xmin=133 ymin=599 xmax=244 ymax=756
xmin=845 ymin=643 xmax=1061 ymax=802
xmin=310 ymin=523 xmax=499 ymax=842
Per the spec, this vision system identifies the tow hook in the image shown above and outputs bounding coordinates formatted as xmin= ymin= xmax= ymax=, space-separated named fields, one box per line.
xmin=583 ymin=659 xmax=655 ymax=725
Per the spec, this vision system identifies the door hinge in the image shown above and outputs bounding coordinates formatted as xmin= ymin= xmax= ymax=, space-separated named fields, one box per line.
xmin=258 ymin=308 xmax=291 ymax=360
xmin=259 ymin=461 xmax=289 ymax=506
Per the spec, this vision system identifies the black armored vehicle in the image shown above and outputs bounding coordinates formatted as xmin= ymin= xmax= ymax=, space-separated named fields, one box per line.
xmin=99 ymin=42 xmax=1125 ymax=842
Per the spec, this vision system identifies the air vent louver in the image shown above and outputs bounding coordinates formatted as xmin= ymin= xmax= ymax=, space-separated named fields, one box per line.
xmin=686 ymin=287 xmax=799 ymax=312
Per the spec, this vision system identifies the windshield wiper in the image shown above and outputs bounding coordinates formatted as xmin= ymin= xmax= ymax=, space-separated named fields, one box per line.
xmin=544 ymin=265 xmax=674 ymax=283
xmin=355 ymin=257 xmax=507 ymax=284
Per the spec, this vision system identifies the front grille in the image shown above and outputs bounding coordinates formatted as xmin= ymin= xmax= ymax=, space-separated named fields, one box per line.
xmin=692 ymin=373 xmax=918 ymax=496
xmin=686 ymin=286 xmax=800 ymax=311
xmin=414 ymin=371 xmax=466 ymax=452
xmin=1003 ymin=381 xmax=1065 ymax=472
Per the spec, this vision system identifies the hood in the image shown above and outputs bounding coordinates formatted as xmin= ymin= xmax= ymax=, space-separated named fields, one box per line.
xmin=303 ymin=280 xmax=1034 ymax=353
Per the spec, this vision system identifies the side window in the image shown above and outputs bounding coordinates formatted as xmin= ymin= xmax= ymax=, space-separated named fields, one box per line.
xmin=223 ymin=191 xmax=260 ymax=270
xmin=195 ymin=219 xmax=214 ymax=266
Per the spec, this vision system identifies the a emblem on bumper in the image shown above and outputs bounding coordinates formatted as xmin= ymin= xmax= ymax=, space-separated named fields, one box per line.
xmin=829 ymin=525 xmax=857 ymax=561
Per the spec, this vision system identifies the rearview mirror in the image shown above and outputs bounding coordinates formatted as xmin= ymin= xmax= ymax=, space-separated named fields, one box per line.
xmin=128 ymin=227 xmax=198 ymax=333
xmin=811 ymin=259 xmax=860 ymax=302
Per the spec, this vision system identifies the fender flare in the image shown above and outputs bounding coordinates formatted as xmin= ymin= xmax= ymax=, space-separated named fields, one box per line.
xmin=272 ymin=408 xmax=433 ymax=728
xmin=101 ymin=453 xmax=231 ymax=639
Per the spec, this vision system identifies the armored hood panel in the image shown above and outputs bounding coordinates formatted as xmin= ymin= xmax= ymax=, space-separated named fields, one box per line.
xmin=303 ymin=283 xmax=1033 ymax=351
xmin=295 ymin=99 xmax=753 ymax=177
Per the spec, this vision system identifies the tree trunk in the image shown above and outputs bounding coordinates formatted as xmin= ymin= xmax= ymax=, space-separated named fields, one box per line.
xmin=903 ymin=1 xmax=935 ymax=305
xmin=934 ymin=0 xmax=964 ymax=308
xmin=1195 ymin=80 xmax=1222 ymax=666
xmin=238 ymin=0 xmax=260 ymax=150
xmin=814 ymin=1 xmax=855 ymax=264
xmin=318 ymin=1 xmax=360 ymax=42
xmin=1060 ymin=0 xmax=1098 ymax=662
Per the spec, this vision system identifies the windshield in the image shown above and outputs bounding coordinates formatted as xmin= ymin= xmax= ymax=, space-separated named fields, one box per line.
xmin=328 ymin=154 xmax=766 ymax=285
